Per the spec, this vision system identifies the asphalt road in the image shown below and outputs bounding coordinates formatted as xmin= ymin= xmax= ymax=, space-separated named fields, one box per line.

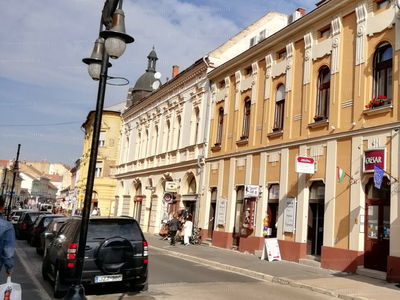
xmin=16 ymin=240 xmax=335 ymax=300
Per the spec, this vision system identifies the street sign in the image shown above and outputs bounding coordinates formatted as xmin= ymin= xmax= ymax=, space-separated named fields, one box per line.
xmin=71 ymin=196 xmax=77 ymax=203
xmin=145 ymin=186 xmax=155 ymax=190
xmin=163 ymin=193 xmax=173 ymax=204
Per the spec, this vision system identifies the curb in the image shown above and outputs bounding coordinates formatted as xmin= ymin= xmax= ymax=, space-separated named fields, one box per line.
xmin=149 ymin=245 xmax=376 ymax=300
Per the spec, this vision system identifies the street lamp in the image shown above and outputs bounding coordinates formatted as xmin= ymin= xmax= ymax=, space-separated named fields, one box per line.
xmin=1 ymin=168 xmax=7 ymax=197
xmin=63 ymin=1 xmax=133 ymax=299
xmin=6 ymin=144 xmax=20 ymax=220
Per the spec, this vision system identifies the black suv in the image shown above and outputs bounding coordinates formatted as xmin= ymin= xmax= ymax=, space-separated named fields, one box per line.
xmin=15 ymin=211 xmax=52 ymax=240
xmin=42 ymin=216 xmax=148 ymax=298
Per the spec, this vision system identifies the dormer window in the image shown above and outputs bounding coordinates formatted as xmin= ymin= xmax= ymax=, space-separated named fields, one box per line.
xmin=249 ymin=36 xmax=257 ymax=48
xmin=259 ymin=29 xmax=266 ymax=41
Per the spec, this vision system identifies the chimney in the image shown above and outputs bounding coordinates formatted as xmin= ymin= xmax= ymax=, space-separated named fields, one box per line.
xmin=297 ymin=8 xmax=305 ymax=16
xmin=172 ymin=65 xmax=179 ymax=78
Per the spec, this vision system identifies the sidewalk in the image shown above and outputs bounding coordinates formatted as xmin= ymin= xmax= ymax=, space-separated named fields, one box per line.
xmin=145 ymin=234 xmax=400 ymax=300
xmin=0 ymin=248 xmax=49 ymax=300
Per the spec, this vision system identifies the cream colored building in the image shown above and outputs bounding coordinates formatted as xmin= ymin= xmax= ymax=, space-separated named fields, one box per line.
xmin=201 ymin=0 xmax=400 ymax=282
xmin=76 ymin=102 xmax=124 ymax=216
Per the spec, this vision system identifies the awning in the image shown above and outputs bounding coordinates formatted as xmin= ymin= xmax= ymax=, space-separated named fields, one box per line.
xmin=180 ymin=194 xmax=198 ymax=201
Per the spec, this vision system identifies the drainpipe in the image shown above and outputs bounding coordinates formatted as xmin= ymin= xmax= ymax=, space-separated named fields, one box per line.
xmin=195 ymin=59 xmax=212 ymax=230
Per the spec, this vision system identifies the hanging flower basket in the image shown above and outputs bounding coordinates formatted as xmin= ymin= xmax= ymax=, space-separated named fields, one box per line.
xmin=366 ymin=95 xmax=388 ymax=109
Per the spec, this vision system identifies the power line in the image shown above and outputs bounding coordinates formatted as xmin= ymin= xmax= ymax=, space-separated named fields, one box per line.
xmin=0 ymin=121 xmax=81 ymax=127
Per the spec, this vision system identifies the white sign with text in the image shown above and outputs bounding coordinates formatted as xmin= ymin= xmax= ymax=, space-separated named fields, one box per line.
xmin=283 ymin=197 xmax=297 ymax=233
xmin=216 ymin=197 xmax=227 ymax=226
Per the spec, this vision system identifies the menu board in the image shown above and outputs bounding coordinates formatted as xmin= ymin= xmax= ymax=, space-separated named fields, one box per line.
xmin=216 ymin=197 xmax=227 ymax=226
xmin=261 ymin=238 xmax=281 ymax=262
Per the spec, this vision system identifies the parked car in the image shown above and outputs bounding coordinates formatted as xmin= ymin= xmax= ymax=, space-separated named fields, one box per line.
xmin=8 ymin=209 xmax=35 ymax=225
xmin=15 ymin=211 xmax=52 ymax=240
xmin=37 ymin=216 xmax=68 ymax=256
xmin=28 ymin=214 xmax=66 ymax=247
xmin=42 ymin=216 xmax=148 ymax=298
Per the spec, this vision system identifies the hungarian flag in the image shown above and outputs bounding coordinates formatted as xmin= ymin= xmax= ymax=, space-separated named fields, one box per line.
xmin=337 ymin=167 xmax=345 ymax=184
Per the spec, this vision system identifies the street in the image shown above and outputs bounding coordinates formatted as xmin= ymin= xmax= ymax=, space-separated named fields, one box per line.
xmin=13 ymin=239 xmax=336 ymax=300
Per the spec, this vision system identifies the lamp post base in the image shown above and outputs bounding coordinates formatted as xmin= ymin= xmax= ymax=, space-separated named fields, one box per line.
xmin=63 ymin=284 xmax=87 ymax=300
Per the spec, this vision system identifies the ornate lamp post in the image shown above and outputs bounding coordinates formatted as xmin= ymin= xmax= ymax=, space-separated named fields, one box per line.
xmin=6 ymin=144 xmax=20 ymax=219
xmin=63 ymin=1 xmax=133 ymax=299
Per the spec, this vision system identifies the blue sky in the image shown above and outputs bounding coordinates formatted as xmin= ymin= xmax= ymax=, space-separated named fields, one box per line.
xmin=0 ymin=0 xmax=316 ymax=167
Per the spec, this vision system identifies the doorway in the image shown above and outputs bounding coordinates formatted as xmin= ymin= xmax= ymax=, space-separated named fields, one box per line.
xmin=232 ymin=187 xmax=244 ymax=247
xmin=208 ymin=202 xmax=216 ymax=239
xmin=364 ymin=177 xmax=390 ymax=272
xmin=307 ymin=181 xmax=325 ymax=256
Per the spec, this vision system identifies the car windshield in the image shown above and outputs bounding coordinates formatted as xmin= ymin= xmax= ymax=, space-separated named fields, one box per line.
xmin=27 ymin=213 xmax=44 ymax=222
xmin=87 ymin=220 xmax=142 ymax=241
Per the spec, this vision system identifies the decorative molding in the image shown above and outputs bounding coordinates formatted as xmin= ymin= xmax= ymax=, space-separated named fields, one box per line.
xmin=331 ymin=37 xmax=340 ymax=74
xmin=235 ymin=70 xmax=241 ymax=83
xmin=312 ymin=37 xmax=332 ymax=61
xmin=224 ymin=76 xmax=230 ymax=88
xmin=286 ymin=42 xmax=294 ymax=58
xmin=342 ymin=99 xmax=354 ymax=108
xmin=251 ymin=61 xmax=258 ymax=75
xmin=265 ymin=54 xmax=273 ymax=99
xmin=285 ymin=44 xmax=293 ymax=92
xmin=235 ymin=71 xmax=241 ymax=111
xmin=269 ymin=152 xmax=279 ymax=163
xmin=331 ymin=17 xmax=342 ymax=36
xmin=256 ymin=125 xmax=263 ymax=130
xmin=303 ymin=33 xmax=313 ymax=85
xmin=366 ymin=6 xmax=395 ymax=36
xmin=356 ymin=4 xmax=367 ymax=24
xmin=293 ymin=114 xmax=302 ymax=122
xmin=271 ymin=60 xmax=286 ymax=78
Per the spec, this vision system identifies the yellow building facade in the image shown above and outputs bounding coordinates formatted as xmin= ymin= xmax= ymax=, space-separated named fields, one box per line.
xmin=200 ymin=0 xmax=400 ymax=281
xmin=77 ymin=105 xmax=123 ymax=216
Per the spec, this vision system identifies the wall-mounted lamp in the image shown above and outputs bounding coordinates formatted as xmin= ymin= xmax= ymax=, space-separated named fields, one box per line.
xmin=330 ymin=126 xmax=336 ymax=130
xmin=351 ymin=122 xmax=356 ymax=126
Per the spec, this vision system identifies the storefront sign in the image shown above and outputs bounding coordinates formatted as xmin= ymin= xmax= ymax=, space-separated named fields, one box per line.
xmin=244 ymin=185 xmax=260 ymax=198
xmin=165 ymin=181 xmax=178 ymax=193
xmin=216 ymin=197 xmax=227 ymax=226
xmin=134 ymin=196 xmax=143 ymax=202
xmin=295 ymin=156 xmax=315 ymax=174
xmin=261 ymin=238 xmax=282 ymax=262
xmin=363 ymin=149 xmax=386 ymax=173
xmin=162 ymin=193 xmax=173 ymax=204
xmin=283 ymin=197 xmax=296 ymax=233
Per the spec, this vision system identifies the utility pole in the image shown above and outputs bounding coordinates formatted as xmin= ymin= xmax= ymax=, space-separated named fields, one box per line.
xmin=7 ymin=144 xmax=21 ymax=219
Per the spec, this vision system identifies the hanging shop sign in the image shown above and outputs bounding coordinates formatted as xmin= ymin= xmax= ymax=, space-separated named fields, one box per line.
xmin=216 ymin=197 xmax=227 ymax=226
xmin=162 ymin=192 xmax=173 ymax=204
xmin=295 ymin=156 xmax=315 ymax=174
xmin=165 ymin=181 xmax=178 ymax=193
xmin=244 ymin=185 xmax=260 ymax=198
xmin=363 ymin=149 xmax=386 ymax=173
xmin=283 ymin=197 xmax=297 ymax=233
xmin=134 ymin=196 xmax=143 ymax=202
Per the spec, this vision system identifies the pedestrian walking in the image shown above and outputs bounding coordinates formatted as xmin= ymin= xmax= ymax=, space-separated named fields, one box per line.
xmin=0 ymin=197 xmax=16 ymax=276
xmin=183 ymin=215 xmax=193 ymax=246
xmin=169 ymin=213 xmax=179 ymax=246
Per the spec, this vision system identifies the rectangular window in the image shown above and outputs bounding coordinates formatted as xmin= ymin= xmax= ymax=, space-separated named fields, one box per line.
xmin=249 ymin=36 xmax=257 ymax=48
xmin=320 ymin=26 xmax=330 ymax=38
xmin=277 ymin=50 xmax=286 ymax=60
xmin=377 ymin=0 xmax=390 ymax=9
xmin=259 ymin=29 xmax=266 ymax=41
xmin=95 ymin=161 xmax=102 ymax=177
xmin=219 ymin=80 xmax=225 ymax=89
xmin=245 ymin=67 xmax=252 ymax=76
xmin=99 ymin=131 xmax=105 ymax=147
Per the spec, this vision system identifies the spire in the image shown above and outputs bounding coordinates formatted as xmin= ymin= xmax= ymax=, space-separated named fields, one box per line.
xmin=147 ymin=46 xmax=158 ymax=72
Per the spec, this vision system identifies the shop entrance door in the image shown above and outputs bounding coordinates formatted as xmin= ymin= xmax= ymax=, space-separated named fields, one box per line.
xmin=364 ymin=178 xmax=390 ymax=271
xmin=208 ymin=202 xmax=216 ymax=239
xmin=307 ymin=202 xmax=324 ymax=255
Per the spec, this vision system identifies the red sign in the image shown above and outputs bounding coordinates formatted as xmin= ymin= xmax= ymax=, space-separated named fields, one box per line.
xmin=363 ymin=149 xmax=386 ymax=172
xmin=134 ymin=196 xmax=143 ymax=202
xmin=295 ymin=156 xmax=315 ymax=174
xmin=163 ymin=193 xmax=173 ymax=204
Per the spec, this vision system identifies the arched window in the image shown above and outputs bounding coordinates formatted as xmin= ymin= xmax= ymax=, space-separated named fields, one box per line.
xmin=374 ymin=43 xmax=392 ymax=102
xmin=242 ymin=98 xmax=251 ymax=137
xmin=274 ymin=85 xmax=285 ymax=130
xmin=216 ymin=107 xmax=224 ymax=145
xmin=165 ymin=120 xmax=170 ymax=152
xmin=143 ymin=129 xmax=149 ymax=158
xmin=125 ymin=136 xmax=129 ymax=162
xmin=316 ymin=67 xmax=330 ymax=119
xmin=153 ymin=125 xmax=159 ymax=155
xmin=136 ymin=132 xmax=141 ymax=159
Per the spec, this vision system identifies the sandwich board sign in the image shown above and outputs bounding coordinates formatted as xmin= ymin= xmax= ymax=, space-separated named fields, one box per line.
xmin=261 ymin=238 xmax=281 ymax=262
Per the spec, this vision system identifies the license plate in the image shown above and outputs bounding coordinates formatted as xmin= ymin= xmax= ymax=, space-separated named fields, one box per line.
xmin=94 ymin=275 xmax=123 ymax=283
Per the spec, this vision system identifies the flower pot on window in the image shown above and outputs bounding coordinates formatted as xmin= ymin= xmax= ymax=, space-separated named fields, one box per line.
xmin=272 ymin=127 xmax=281 ymax=132
xmin=313 ymin=115 xmax=325 ymax=122
xmin=365 ymin=96 xmax=388 ymax=109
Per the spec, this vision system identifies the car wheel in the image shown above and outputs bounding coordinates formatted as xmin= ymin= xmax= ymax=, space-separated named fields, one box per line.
xmin=41 ymin=259 xmax=50 ymax=281
xmin=36 ymin=245 xmax=43 ymax=255
xmin=54 ymin=267 xmax=65 ymax=298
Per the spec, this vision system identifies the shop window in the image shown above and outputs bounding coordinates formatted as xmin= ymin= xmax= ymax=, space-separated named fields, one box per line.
xmin=315 ymin=66 xmax=330 ymax=120
xmin=273 ymin=85 xmax=285 ymax=131
xmin=373 ymin=43 xmax=392 ymax=103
